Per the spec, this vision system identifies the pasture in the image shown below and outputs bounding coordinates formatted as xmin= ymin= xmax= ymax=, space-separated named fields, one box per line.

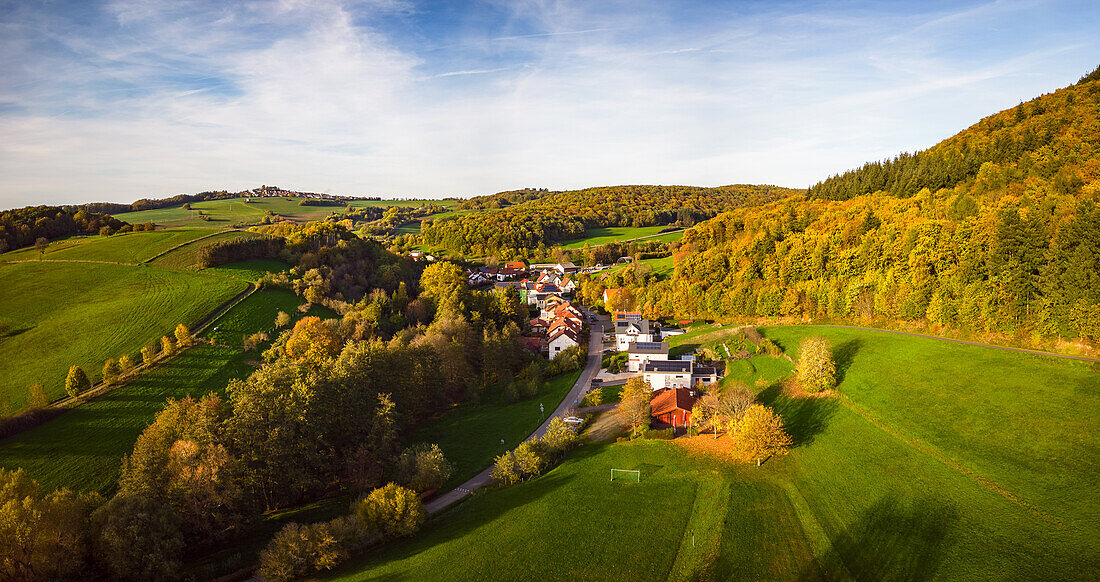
xmin=0 ymin=343 xmax=254 ymax=494
xmin=326 ymin=325 xmax=1099 ymax=581
xmin=148 ymin=229 xmax=265 ymax=269
xmin=411 ymin=370 xmax=582 ymax=491
xmin=114 ymin=197 xmax=459 ymax=228
xmin=0 ymin=229 xmax=215 ymax=263
xmin=0 ymin=288 xmax=335 ymax=494
xmin=560 ymin=226 xmax=671 ymax=249
xmin=0 ymin=261 xmax=246 ymax=407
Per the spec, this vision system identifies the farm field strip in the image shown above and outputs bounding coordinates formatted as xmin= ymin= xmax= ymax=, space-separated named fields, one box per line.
xmin=0 ymin=229 xmax=215 ymax=263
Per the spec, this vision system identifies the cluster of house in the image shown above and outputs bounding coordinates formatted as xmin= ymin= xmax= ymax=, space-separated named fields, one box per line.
xmin=407 ymin=250 xmax=436 ymax=262
xmin=610 ymin=311 xmax=716 ymax=429
xmin=527 ymin=296 xmax=585 ymax=360
xmin=479 ymin=262 xmax=588 ymax=360
xmin=491 ymin=264 xmax=579 ymax=307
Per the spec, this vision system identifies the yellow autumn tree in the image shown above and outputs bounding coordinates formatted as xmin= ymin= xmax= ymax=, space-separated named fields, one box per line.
xmin=796 ymin=336 xmax=836 ymax=393
xmin=730 ymin=404 xmax=793 ymax=466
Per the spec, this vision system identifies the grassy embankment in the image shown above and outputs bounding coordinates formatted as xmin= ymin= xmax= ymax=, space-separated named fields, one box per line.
xmin=0 ymin=288 xmax=332 ymax=494
xmin=0 ymin=228 xmax=214 ymax=263
xmin=324 ymin=325 xmax=1099 ymax=581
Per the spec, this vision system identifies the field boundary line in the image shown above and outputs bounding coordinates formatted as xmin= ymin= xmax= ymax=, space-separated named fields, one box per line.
xmin=0 ymin=258 xmax=138 ymax=266
xmin=835 ymin=393 xmax=1067 ymax=529
xmin=142 ymin=229 xmax=243 ymax=264
xmin=192 ymin=282 xmax=261 ymax=335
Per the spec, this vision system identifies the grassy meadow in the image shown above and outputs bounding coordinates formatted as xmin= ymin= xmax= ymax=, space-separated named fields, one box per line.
xmin=0 ymin=289 xmax=336 ymax=494
xmin=148 ymin=229 xmax=265 ymax=269
xmin=113 ymin=197 xmax=459 ymax=229
xmin=560 ymin=226 xmax=672 ymax=249
xmin=325 ymin=325 xmax=1099 ymax=581
xmin=0 ymin=229 xmax=215 ymax=263
xmin=0 ymin=261 xmax=246 ymax=407
xmin=412 ymin=370 xmax=582 ymax=491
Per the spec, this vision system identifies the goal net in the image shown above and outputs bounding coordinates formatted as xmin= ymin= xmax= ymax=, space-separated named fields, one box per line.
xmin=610 ymin=468 xmax=641 ymax=482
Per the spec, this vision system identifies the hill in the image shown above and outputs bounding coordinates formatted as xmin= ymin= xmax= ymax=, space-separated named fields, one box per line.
xmin=420 ymin=184 xmax=800 ymax=258
xmin=596 ymin=67 xmax=1100 ymax=347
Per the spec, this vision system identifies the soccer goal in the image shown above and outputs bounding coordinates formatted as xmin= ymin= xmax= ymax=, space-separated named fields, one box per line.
xmin=610 ymin=468 xmax=641 ymax=482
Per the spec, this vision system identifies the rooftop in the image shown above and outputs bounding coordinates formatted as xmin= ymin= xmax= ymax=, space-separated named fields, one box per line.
xmin=643 ymin=360 xmax=692 ymax=374
xmin=628 ymin=341 xmax=669 ymax=355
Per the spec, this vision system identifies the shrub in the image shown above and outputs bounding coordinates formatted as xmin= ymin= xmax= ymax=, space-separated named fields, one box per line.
xmin=27 ymin=383 xmax=49 ymax=409
xmin=174 ymin=324 xmax=192 ymax=348
xmin=395 ymin=443 xmax=453 ymax=493
xmin=258 ymin=521 xmax=345 ymax=582
xmin=102 ymin=358 xmax=120 ymax=386
xmin=513 ymin=440 xmax=549 ymax=477
xmin=354 ymin=483 xmax=425 ymax=539
xmin=582 ymin=387 xmax=602 ymax=407
xmin=118 ymin=355 xmax=135 ymax=373
xmin=141 ymin=343 xmax=157 ymax=365
xmin=542 ymin=417 xmax=578 ymax=452
xmin=796 ymin=336 xmax=836 ymax=393
xmin=490 ymin=451 xmax=520 ymax=485
xmin=160 ymin=336 xmax=177 ymax=357
xmin=642 ymin=427 xmax=675 ymax=440
xmin=759 ymin=338 xmax=782 ymax=356
xmin=65 ymin=365 xmax=90 ymax=397
xmin=275 ymin=311 xmax=291 ymax=328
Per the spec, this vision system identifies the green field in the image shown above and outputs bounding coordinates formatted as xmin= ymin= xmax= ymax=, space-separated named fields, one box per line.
xmin=0 ymin=288 xmax=336 ymax=494
xmin=326 ymin=326 xmax=1099 ymax=581
xmin=113 ymin=197 xmax=460 ymax=229
xmin=148 ymin=229 xmax=265 ymax=269
xmin=412 ymin=371 xmax=582 ymax=491
xmin=0 ymin=343 xmax=254 ymax=494
xmin=560 ymin=226 xmax=671 ymax=249
xmin=0 ymin=229 xmax=216 ymax=263
xmin=203 ymin=259 xmax=289 ymax=283
xmin=0 ymin=261 xmax=246 ymax=407
xmin=603 ymin=255 xmax=676 ymax=278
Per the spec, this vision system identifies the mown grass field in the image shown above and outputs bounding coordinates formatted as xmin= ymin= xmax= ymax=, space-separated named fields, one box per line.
xmin=560 ymin=226 xmax=671 ymax=249
xmin=0 ymin=343 xmax=254 ymax=494
xmin=0 ymin=229 xmax=215 ymax=263
xmin=325 ymin=325 xmax=1100 ymax=581
xmin=148 ymin=229 xmax=265 ymax=269
xmin=204 ymin=259 xmax=289 ymax=283
xmin=602 ymin=255 xmax=676 ymax=278
xmin=412 ymin=370 xmax=582 ymax=491
xmin=0 ymin=289 xmax=336 ymax=494
xmin=0 ymin=261 xmax=246 ymax=407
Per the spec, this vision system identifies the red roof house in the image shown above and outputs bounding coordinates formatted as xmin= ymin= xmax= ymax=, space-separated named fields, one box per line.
xmin=650 ymin=387 xmax=699 ymax=427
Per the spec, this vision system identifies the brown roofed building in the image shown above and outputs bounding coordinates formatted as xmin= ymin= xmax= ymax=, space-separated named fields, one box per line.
xmin=651 ymin=386 xmax=699 ymax=427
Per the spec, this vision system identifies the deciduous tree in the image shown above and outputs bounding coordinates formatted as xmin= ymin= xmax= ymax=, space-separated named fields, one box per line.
xmin=174 ymin=324 xmax=192 ymax=348
xmin=354 ymin=483 xmax=425 ymax=539
xmin=730 ymin=404 xmax=793 ymax=466
xmin=797 ymin=336 xmax=836 ymax=393
xmin=65 ymin=365 xmax=90 ymax=397
xmin=616 ymin=377 xmax=652 ymax=438
xmin=102 ymin=358 xmax=120 ymax=386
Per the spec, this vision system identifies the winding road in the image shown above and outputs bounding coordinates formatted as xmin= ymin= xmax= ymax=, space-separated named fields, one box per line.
xmin=424 ymin=310 xmax=608 ymax=514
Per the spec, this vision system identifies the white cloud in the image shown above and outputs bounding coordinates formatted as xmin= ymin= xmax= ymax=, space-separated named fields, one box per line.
xmin=0 ymin=0 xmax=1098 ymax=208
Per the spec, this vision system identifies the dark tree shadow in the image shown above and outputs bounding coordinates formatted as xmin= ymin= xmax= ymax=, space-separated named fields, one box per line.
xmin=630 ymin=462 xmax=665 ymax=479
xmin=770 ymin=395 xmax=839 ymax=448
xmin=0 ymin=326 xmax=33 ymax=339
xmin=832 ymin=339 xmax=862 ymax=385
xmin=800 ymin=493 xmax=960 ymax=581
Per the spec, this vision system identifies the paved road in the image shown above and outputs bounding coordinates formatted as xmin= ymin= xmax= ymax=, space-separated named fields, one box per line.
xmin=425 ymin=311 xmax=608 ymax=514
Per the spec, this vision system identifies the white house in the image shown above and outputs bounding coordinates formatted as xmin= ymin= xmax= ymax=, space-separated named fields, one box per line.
xmin=615 ymin=319 xmax=653 ymax=351
xmin=548 ymin=326 xmax=580 ymax=359
xmin=626 ymin=341 xmax=671 ymax=372
xmin=691 ymin=365 xmax=718 ymax=387
xmin=642 ymin=360 xmax=694 ymax=390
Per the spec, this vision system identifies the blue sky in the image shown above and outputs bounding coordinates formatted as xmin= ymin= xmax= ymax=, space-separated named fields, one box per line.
xmin=0 ymin=0 xmax=1097 ymax=207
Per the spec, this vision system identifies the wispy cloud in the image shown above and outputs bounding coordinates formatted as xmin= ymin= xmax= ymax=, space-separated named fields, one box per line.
xmin=0 ymin=0 xmax=1098 ymax=208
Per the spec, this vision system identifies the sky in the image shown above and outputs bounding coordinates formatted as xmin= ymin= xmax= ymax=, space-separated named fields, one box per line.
xmin=0 ymin=0 xmax=1098 ymax=208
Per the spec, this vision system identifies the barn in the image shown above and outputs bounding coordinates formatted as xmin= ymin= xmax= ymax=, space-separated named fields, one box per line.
xmin=650 ymin=386 xmax=699 ymax=427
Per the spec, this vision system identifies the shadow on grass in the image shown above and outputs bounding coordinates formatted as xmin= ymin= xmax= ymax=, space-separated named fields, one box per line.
xmin=833 ymin=339 xmax=862 ymax=385
xmin=802 ymin=493 xmax=959 ymax=581
xmin=756 ymin=386 xmax=839 ymax=449
xmin=670 ymin=343 xmax=701 ymax=358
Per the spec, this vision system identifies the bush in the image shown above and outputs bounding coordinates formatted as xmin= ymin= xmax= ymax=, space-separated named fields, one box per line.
xmin=582 ymin=387 xmax=602 ymax=407
xmin=102 ymin=358 xmax=120 ymax=386
xmin=353 ymin=483 xmax=425 ymax=539
xmin=91 ymin=495 xmax=185 ymax=582
xmin=542 ymin=417 xmax=578 ymax=452
xmin=395 ymin=443 xmax=453 ymax=493
xmin=490 ymin=450 xmax=520 ymax=485
xmin=65 ymin=365 xmax=90 ymax=397
xmin=758 ymin=338 xmax=782 ymax=356
xmin=160 ymin=336 xmax=177 ymax=357
xmin=258 ymin=521 xmax=345 ymax=582
xmin=642 ymin=427 xmax=675 ymax=440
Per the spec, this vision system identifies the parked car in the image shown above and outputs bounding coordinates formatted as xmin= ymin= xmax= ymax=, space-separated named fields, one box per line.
xmin=563 ymin=416 xmax=584 ymax=425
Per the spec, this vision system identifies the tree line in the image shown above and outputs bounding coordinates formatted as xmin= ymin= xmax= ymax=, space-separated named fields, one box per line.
xmin=0 ymin=206 xmax=129 ymax=253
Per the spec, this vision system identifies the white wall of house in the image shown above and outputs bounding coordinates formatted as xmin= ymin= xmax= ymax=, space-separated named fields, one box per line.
xmin=616 ymin=332 xmax=654 ymax=351
xmin=642 ymin=371 xmax=692 ymax=390
xmin=548 ymin=334 xmax=578 ymax=359
xmin=627 ymin=351 xmax=669 ymax=372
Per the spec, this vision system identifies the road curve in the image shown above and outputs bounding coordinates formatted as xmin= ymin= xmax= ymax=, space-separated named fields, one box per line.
xmin=425 ymin=310 xmax=607 ymax=514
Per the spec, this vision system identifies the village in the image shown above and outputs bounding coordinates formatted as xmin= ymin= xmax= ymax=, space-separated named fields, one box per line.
xmin=452 ymin=258 xmax=722 ymax=432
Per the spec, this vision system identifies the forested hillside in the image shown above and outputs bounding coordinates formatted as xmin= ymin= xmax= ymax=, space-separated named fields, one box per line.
xmin=0 ymin=206 xmax=129 ymax=253
xmin=422 ymin=184 xmax=800 ymax=258
xmin=600 ymin=66 xmax=1100 ymax=345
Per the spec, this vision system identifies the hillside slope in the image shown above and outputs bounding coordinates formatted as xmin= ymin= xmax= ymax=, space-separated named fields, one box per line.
xmin=421 ymin=184 xmax=801 ymax=257
xmin=606 ymin=67 xmax=1100 ymax=345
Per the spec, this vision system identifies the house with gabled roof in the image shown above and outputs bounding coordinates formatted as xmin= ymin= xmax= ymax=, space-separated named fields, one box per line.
xmin=548 ymin=326 xmax=580 ymax=359
xmin=651 ymin=386 xmax=700 ymax=427
xmin=615 ymin=318 xmax=653 ymax=351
